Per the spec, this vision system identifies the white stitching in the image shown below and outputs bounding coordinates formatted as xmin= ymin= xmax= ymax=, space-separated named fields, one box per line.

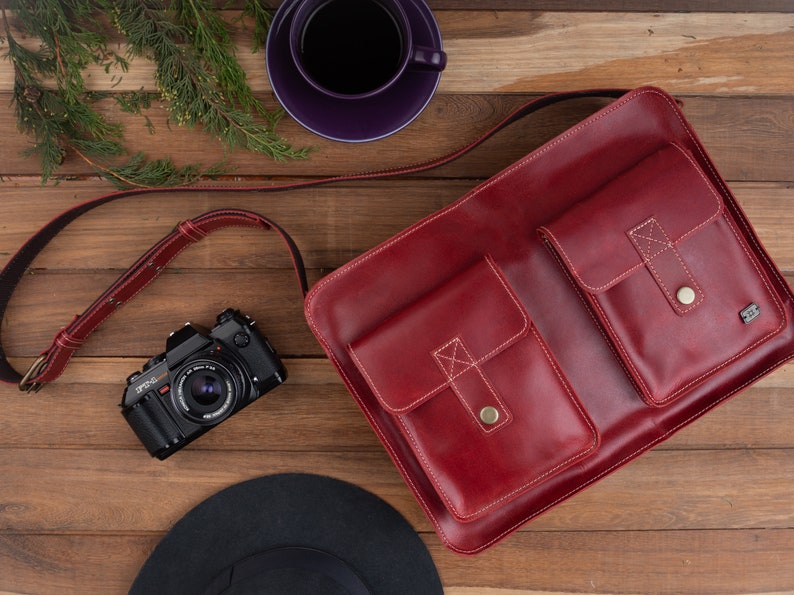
xmin=432 ymin=336 xmax=512 ymax=435
xmin=303 ymin=88 xmax=794 ymax=554
xmin=306 ymin=92 xmax=656 ymax=303
xmin=304 ymin=89 xmax=658 ymax=552
xmin=557 ymin=212 xmax=788 ymax=407
xmin=395 ymin=322 xmax=598 ymax=521
xmin=46 ymin=218 xmax=272 ymax=378
xmin=347 ymin=255 xmax=529 ymax=414
xmin=465 ymin=355 xmax=794 ymax=554
xmin=433 ymin=336 xmax=476 ymax=378
xmin=539 ymin=142 xmax=724 ymax=294
xmin=627 ymin=217 xmax=704 ymax=316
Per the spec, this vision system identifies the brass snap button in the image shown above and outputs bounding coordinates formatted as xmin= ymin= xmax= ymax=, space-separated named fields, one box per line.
xmin=676 ymin=286 xmax=696 ymax=305
xmin=479 ymin=406 xmax=500 ymax=425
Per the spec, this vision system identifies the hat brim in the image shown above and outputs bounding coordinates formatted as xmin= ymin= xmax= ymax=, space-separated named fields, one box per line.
xmin=129 ymin=473 xmax=443 ymax=594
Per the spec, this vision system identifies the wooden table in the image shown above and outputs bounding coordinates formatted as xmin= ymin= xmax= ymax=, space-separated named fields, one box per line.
xmin=2 ymin=1 xmax=793 ymax=593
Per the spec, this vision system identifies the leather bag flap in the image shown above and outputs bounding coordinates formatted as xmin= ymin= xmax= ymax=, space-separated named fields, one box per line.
xmin=348 ymin=256 xmax=529 ymax=415
xmin=539 ymin=143 xmax=723 ymax=295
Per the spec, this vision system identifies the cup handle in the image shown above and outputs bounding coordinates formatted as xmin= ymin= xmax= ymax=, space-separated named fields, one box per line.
xmin=408 ymin=46 xmax=447 ymax=71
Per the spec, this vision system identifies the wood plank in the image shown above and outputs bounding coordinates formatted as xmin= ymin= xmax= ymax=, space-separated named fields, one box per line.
xmin=1 ymin=182 xmax=792 ymax=272
xmin=431 ymin=0 xmax=794 ymax=8
xmin=0 ymin=449 xmax=426 ymax=533
xmin=222 ymin=1 xmax=794 ymax=12
xmin=0 ymin=533 xmax=160 ymax=595
xmin=439 ymin=12 xmax=794 ymax=94
xmin=0 ymin=180 xmax=462 ymax=270
xmin=734 ymin=183 xmax=794 ymax=265
xmin=1 ymin=95 xmax=793 ymax=182
xmin=434 ymin=0 xmax=794 ymax=9
xmin=0 ymin=270 xmax=322 ymax=357
xmin=664 ymin=385 xmax=794 ymax=449
xmin=683 ymin=98 xmax=794 ymax=183
xmin=3 ymin=12 xmax=792 ymax=95
xmin=5 ymin=271 xmax=794 ymax=360
xmin=3 ymin=528 xmax=794 ymax=595
xmin=1 ymin=358 xmax=792 ymax=451
xmin=239 ymin=1 xmax=794 ymax=12
xmin=1 ymin=448 xmax=792 ymax=534
xmin=0 ymin=367 xmax=383 ymax=452
xmin=432 ymin=529 xmax=794 ymax=594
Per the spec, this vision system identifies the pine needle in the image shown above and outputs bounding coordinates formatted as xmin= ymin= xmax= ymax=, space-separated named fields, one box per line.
xmin=1 ymin=0 xmax=309 ymax=188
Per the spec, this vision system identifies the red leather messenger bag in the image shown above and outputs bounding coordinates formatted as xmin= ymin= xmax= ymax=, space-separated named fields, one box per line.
xmin=3 ymin=87 xmax=793 ymax=554
xmin=304 ymin=87 xmax=794 ymax=553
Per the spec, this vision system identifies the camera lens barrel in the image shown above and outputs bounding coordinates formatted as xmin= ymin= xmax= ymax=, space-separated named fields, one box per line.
xmin=172 ymin=358 xmax=243 ymax=425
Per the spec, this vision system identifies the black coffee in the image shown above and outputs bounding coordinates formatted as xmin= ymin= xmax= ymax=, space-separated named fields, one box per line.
xmin=300 ymin=0 xmax=404 ymax=95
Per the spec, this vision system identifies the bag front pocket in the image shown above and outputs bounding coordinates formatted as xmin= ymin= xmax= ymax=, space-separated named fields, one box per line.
xmin=540 ymin=143 xmax=787 ymax=407
xmin=348 ymin=256 xmax=599 ymax=522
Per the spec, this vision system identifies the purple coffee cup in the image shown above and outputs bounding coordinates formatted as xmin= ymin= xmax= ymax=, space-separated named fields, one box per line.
xmin=289 ymin=0 xmax=447 ymax=100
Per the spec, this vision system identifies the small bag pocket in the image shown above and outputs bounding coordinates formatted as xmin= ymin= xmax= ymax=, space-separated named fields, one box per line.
xmin=348 ymin=256 xmax=599 ymax=522
xmin=539 ymin=143 xmax=787 ymax=407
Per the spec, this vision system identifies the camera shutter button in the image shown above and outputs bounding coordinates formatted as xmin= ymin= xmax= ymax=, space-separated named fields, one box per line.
xmin=233 ymin=332 xmax=250 ymax=348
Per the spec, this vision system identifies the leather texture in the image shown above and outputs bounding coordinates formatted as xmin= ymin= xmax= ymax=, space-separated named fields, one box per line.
xmin=539 ymin=143 xmax=787 ymax=406
xmin=349 ymin=256 xmax=598 ymax=521
xmin=305 ymin=87 xmax=794 ymax=554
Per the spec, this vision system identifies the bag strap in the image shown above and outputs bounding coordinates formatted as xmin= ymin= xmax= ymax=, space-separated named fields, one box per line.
xmin=1 ymin=88 xmax=629 ymax=391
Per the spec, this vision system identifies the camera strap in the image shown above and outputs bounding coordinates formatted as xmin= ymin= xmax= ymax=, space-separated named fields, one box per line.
xmin=0 ymin=89 xmax=629 ymax=391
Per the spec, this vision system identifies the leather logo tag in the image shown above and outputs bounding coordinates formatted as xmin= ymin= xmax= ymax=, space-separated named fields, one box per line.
xmin=740 ymin=302 xmax=761 ymax=324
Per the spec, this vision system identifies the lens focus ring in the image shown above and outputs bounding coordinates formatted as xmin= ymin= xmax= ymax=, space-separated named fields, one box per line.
xmin=172 ymin=359 xmax=239 ymax=425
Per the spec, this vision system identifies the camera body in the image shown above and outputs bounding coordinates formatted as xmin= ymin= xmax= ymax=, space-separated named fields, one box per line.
xmin=121 ymin=309 xmax=285 ymax=459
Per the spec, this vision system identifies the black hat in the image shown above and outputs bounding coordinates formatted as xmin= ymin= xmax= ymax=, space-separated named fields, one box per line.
xmin=129 ymin=473 xmax=443 ymax=594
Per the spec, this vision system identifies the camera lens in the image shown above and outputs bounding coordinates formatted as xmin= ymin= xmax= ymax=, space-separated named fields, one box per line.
xmin=190 ymin=375 xmax=224 ymax=406
xmin=172 ymin=358 xmax=242 ymax=425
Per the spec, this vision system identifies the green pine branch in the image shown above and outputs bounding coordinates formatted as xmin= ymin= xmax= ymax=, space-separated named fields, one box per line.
xmin=172 ymin=0 xmax=262 ymax=115
xmin=236 ymin=0 xmax=274 ymax=55
xmin=107 ymin=0 xmax=309 ymax=161
xmin=1 ymin=0 xmax=310 ymax=188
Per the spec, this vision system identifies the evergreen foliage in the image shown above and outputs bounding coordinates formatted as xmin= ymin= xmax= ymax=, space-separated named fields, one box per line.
xmin=1 ymin=1 xmax=308 ymax=188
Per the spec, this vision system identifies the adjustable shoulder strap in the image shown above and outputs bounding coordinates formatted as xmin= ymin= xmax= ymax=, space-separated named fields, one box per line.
xmin=0 ymin=89 xmax=629 ymax=391
xmin=9 ymin=210 xmax=309 ymax=392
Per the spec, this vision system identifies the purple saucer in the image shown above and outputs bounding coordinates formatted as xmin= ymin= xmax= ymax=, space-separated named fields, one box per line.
xmin=266 ymin=0 xmax=445 ymax=143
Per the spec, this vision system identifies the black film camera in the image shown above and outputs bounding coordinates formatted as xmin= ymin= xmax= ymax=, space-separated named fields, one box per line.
xmin=121 ymin=309 xmax=285 ymax=459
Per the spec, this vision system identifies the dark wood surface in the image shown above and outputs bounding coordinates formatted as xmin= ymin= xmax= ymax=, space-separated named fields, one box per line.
xmin=1 ymin=2 xmax=793 ymax=593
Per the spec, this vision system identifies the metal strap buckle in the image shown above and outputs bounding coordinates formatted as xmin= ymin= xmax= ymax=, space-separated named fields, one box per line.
xmin=19 ymin=355 xmax=47 ymax=393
